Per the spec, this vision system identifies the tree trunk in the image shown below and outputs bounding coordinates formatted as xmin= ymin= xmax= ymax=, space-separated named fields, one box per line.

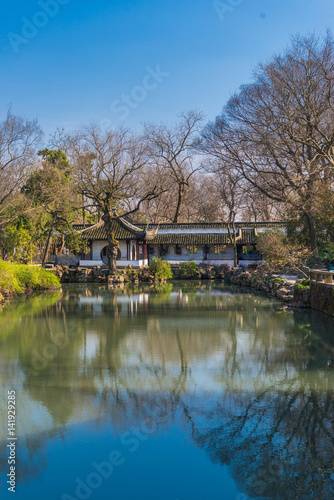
xmin=233 ymin=245 xmax=238 ymax=267
xmin=82 ymin=194 xmax=86 ymax=227
xmin=305 ymin=211 xmax=318 ymax=257
xmin=60 ymin=233 xmax=65 ymax=254
xmin=42 ymin=214 xmax=56 ymax=265
xmin=227 ymin=221 xmax=238 ymax=267
xmin=102 ymin=212 xmax=119 ymax=275
xmin=173 ymin=184 xmax=186 ymax=223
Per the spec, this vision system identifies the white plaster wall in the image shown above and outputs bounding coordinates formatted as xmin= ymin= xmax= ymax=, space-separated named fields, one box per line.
xmin=149 ymin=244 xmax=238 ymax=263
xmin=207 ymin=246 xmax=234 ymax=260
xmin=150 ymin=245 xmax=205 ymax=261
xmin=157 ymin=228 xmax=229 ymax=235
xmin=79 ymin=259 xmax=148 ymax=268
xmin=118 ymin=241 xmax=128 ymax=259
xmin=167 ymin=259 xmax=236 ymax=266
xmin=92 ymin=240 xmax=105 ymax=260
xmin=255 ymin=227 xmax=286 ymax=234
xmin=92 ymin=240 xmax=128 ymax=261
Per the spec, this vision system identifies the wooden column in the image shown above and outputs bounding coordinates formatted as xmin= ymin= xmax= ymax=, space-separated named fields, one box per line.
xmin=136 ymin=242 xmax=140 ymax=261
xmin=143 ymin=244 xmax=147 ymax=260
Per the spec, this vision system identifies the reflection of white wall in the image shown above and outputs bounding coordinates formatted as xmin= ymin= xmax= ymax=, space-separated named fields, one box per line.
xmin=79 ymin=297 xmax=103 ymax=304
xmin=79 ymin=332 xmax=100 ymax=361
xmin=79 ymin=297 xmax=103 ymax=312
xmin=116 ymin=294 xmax=149 ymax=304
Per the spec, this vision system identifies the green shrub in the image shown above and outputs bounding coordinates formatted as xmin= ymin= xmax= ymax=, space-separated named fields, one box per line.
xmin=149 ymin=258 xmax=172 ymax=280
xmin=0 ymin=261 xmax=23 ymax=293
xmin=294 ymin=279 xmax=310 ymax=295
xmin=319 ymin=243 xmax=334 ymax=261
xmin=0 ymin=261 xmax=60 ymax=294
xmin=179 ymin=261 xmax=199 ymax=279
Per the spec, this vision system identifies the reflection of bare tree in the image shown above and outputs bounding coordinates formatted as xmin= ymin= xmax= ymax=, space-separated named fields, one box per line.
xmin=189 ymin=378 xmax=334 ymax=499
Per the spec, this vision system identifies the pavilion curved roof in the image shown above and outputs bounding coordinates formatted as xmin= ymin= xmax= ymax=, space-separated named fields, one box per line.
xmin=73 ymin=218 xmax=145 ymax=240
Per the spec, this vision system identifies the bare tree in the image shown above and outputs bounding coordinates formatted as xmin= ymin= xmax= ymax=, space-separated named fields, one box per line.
xmin=200 ymin=32 xmax=334 ymax=256
xmin=200 ymin=153 xmax=246 ymax=265
xmin=144 ymin=110 xmax=204 ymax=223
xmin=240 ymin=187 xmax=283 ymax=222
xmin=71 ymin=124 xmax=164 ymax=274
xmin=136 ymin=172 xmax=222 ymax=223
xmin=0 ymin=108 xmax=42 ymax=226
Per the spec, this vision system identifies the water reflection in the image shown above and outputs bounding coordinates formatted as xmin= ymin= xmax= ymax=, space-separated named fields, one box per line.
xmin=0 ymin=283 xmax=334 ymax=499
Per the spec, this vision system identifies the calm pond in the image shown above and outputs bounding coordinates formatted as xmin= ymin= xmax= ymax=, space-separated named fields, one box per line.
xmin=0 ymin=282 xmax=334 ymax=499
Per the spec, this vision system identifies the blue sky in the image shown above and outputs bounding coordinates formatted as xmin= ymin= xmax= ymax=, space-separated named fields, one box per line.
xmin=0 ymin=0 xmax=333 ymax=138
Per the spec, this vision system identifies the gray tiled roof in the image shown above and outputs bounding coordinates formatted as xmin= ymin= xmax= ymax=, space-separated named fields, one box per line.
xmin=74 ymin=219 xmax=145 ymax=240
xmin=73 ymin=218 xmax=268 ymax=246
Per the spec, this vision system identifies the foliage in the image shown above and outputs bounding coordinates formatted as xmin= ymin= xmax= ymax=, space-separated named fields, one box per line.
xmin=200 ymin=33 xmax=334 ymax=256
xmin=64 ymin=231 xmax=88 ymax=255
xmin=0 ymin=260 xmax=60 ymax=294
xmin=294 ymin=279 xmax=310 ymax=295
xmin=22 ymin=148 xmax=80 ymax=263
xmin=153 ymin=282 xmax=173 ymax=294
xmin=125 ymin=265 xmax=133 ymax=278
xmin=0 ymin=108 xmax=42 ymax=228
xmin=0 ymin=221 xmax=36 ymax=262
xmin=314 ymin=187 xmax=334 ymax=243
xmin=319 ymin=243 xmax=334 ymax=261
xmin=150 ymin=283 xmax=173 ymax=304
xmin=149 ymin=258 xmax=172 ymax=280
xmin=179 ymin=261 xmax=200 ymax=279
xmin=256 ymin=230 xmax=311 ymax=277
xmin=37 ymin=148 xmax=71 ymax=178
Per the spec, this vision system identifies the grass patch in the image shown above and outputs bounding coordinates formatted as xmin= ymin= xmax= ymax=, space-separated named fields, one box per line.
xmin=0 ymin=260 xmax=60 ymax=295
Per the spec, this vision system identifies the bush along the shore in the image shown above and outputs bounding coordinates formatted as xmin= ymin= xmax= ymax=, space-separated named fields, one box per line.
xmin=0 ymin=260 xmax=60 ymax=298
xmin=149 ymin=258 xmax=173 ymax=281
xmin=179 ymin=261 xmax=200 ymax=279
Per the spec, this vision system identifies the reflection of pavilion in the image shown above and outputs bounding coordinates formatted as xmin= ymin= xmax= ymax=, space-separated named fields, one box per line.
xmin=78 ymin=293 xmax=150 ymax=315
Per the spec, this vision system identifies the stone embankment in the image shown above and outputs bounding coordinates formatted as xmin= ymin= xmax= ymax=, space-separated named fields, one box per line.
xmin=55 ymin=265 xmax=168 ymax=284
xmin=309 ymin=271 xmax=334 ymax=316
xmin=54 ymin=264 xmax=229 ymax=284
xmin=225 ymin=268 xmax=310 ymax=307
